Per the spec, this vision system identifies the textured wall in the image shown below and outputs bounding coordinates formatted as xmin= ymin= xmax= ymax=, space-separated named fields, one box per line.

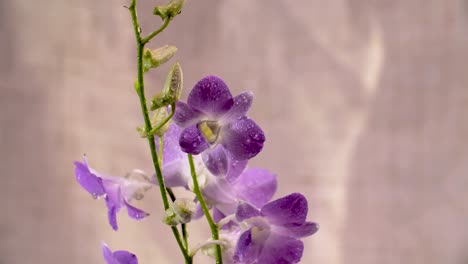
xmin=1 ymin=0 xmax=468 ymax=263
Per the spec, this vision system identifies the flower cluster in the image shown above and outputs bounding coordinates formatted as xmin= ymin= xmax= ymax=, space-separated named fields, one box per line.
xmin=74 ymin=76 xmax=318 ymax=263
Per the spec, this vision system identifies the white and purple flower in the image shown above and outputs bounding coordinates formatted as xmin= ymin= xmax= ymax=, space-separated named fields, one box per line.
xmin=74 ymin=157 xmax=151 ymax=230
xmin=173 ymin=76 xmax=265 ymax=176
xmin=232 ymin=193 xmax=319 ymax=264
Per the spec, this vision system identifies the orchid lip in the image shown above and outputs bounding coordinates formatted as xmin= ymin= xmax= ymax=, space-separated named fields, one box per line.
xmin=198 ymin=120 xmax=221 ymax=144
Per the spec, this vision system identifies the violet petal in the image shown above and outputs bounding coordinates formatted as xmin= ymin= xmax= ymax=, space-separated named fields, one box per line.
xmin=103 ymin=182 xmax=122 ymax=231
xmin=221 ymin=91 xmax=254 ymax=122
xmin=124 ymin=200 xmax=149 ymax=220
xmin=202 ymin=177 xmax=236 ymax=205
xmin=212 ymin=207 xmax=226 ymax=223
xmin=236 ymin=202 xmax=261 ymax=222
xmin=192 ymin=203 xmax=204 ymax=220
xmin=232 ymin=168 xmax=277 ymax=208
xmin=187 ymin=76 xmax=234 ymax=116
xmin=277 ymin=222 xmax=319 ymax=238
xmin=233 ymin=229 xmax=261 ymax=264
xmin=222 ymin=117 xmax=265 ymax=161
xmin=106 ymin=201 xmax=119 ymax=231
xmin=113 ymin=250 xmax=139 ymax=264
xmin=202 ymin=145 xmax=228 ymax=177
xmin=74 ymin=160 xmax=105 ymax=197
xmin=102 ymin=243 xmax=139 ymax=264
xmin=161 ymin=160 xmax=190 ymax=187
xmin=225 ymin=159 xmax=248 ymax=183
xmin=173 ymin=101 xmax=202 ymax=128
xmin=159 ymin=124 xmax=185 ymax=164
xmin=179 ymin=124 xmax=209 ymax=154
xmin=261 ymin=193 xmax=308 ymax=226
xmin=257 ymin=233 xmax=304 ymax=264
xmin=102 ymin=243 xmax=118 ymax=264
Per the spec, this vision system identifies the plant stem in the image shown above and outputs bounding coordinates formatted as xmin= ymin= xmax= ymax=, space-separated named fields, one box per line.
xmin=128 ymin=1 xmax=191 ymax=263
xmin=160 ymin=136 xmax=191 ymax=262
xmin=188 ymin=154 xmax=223 ymax=264
xmin=142 ymin=18 xmax=170 ymax=45
xmin=182 ymin=222 xmax=189 ymax=249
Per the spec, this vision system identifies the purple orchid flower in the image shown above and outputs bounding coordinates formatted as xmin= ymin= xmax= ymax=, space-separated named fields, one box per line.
xmin=74 ymin=157 xmax=151 ymax=230
xmin=233 ymin=193 xmax=319 ymax=264
xmin=157 ymin=124 xmax=276 ymax=221
xmin=102 ymin=242 xmax=138 ymax=264
xmin=158 ymin=125 xmax=276 ymax=221
xmin=173 ymin=76 xmax=265 ymax=176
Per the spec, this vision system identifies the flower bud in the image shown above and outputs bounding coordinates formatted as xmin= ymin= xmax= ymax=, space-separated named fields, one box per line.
xmin=163 ymin=62 xmax=183 ymax=101
xmin=163 ymin=198 xmax=196 ymax=226
xmin=150 ymin=62 xmax=183 ymax=110
xmin=143 ymin=45 xmax=178 ymax=73
xmin=154 ymin=0 xmax=185 ymax=20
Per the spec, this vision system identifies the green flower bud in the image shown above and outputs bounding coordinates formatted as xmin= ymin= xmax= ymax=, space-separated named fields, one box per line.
xmin=163 ymin=62 xmax=183 ymax=101
xmin=163 ymin=198 xmax=196 ymax=226
xmin=154 ymin=0 xmax=185 ymax=20
xmin=142 ymin=45 xmax=178 ymax=73
xmin=150 ymin=62 xmax=183 ymax=110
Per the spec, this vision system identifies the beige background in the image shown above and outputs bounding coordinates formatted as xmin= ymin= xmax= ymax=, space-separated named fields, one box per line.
xmin=1 ymin=0 xmax=468 ymax=263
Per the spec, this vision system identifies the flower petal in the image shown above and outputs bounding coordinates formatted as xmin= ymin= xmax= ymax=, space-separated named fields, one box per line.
xmin=222 ymin=117 xmax=265 ymax=161
xmin=236 ymin=202 xmax=260 ymax=222
xmin=161 ymin=159 xmax=190 ymax=187
xmin=116 ymin=178 xmax=152 ymax=202
xmin=276 ymin=222 xmax=319 ymax=238
xmin=212 ymin=207 xmax=226 ymax=223
xmin=74 ymin=159 xmax=105 ymax=197
xmin=159 ymin=124 xmax=185 ymax=164
xmin=113 ymin=250 xmax=139 ymax=264
xmin=257 ymin=233 xmax=304 ymax=264
xmin=221 ymin=91 xmax=254 ymax=122
xmin=192 ymin=203 xmax=204 ymax=219
xmin=106 ymin=201 xmax=119 ymax=231
xmin=102 ymin=243 xmax=118 ymax=264
xmin=103 ymin=181 xmax=123 ymax=231
xmin=173 ymin=101 xmax=202 ymax=127
xmin=233 ymin=229 xmax=261 ymax=264
xmin=187 ymin=76 xmax=234 ymax=116
xmin=202 ymin=177 xmax=237 ymax=206
xmin=124 ymin=200 xmax=149 ymax=220
xmin=102 ymin=243 xmax=139 ymax=264
xmin=232 ymin=168 xmax=277 ymax=208
xmin=179 ymin=124 xmax=209 ymax=154
xmin=202 ymin=145 xmax=228 ymax=177
xmin=155 ymin=124 xmax=191 ymax=187
xmin=225 ymin=160 xmax=247 ymax=183
xmin=261 ymin=193 xmax=308 ymax=226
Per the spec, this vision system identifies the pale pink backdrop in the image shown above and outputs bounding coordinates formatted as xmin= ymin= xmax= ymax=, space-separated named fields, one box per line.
xmin=1 ymin=0 xmax=468 ymax=263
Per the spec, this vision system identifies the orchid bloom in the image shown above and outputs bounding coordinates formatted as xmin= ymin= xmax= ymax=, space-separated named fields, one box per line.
xmin=233 ymin=193 xmax=319 ymax=264
xmin=74 ymin=157 xmax=151 ymax=230
xmin=173 ymin=76 xmax=265 ymax=176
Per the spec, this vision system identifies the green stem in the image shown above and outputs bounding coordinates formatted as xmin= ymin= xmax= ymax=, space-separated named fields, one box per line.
xmin=128 ymin=1 xmax=191 ymax=263
xmin=160 ymin=136 xmax=191 ymax=262
xmin=142 ymin=18 xmax=170 ymax=45
xmin=182 ymin=222 xmax=189 ymax=249
xmin=188 ymin=154 xmax=223 ymax=264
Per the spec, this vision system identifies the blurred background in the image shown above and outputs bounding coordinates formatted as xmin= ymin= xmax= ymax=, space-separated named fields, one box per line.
xmin=1 ymin=0 xmax=468 ymax=263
